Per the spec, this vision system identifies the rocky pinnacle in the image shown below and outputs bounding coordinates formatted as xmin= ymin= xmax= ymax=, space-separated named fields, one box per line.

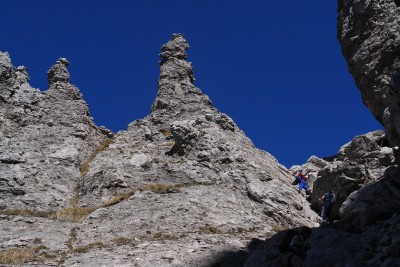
xmin=47 ymin=57 xmax=70 ymax=84
xmin=0 ymin=51 xmax=15 ymax=85
xmin=151 ymin=33 xmax=213 ymax=121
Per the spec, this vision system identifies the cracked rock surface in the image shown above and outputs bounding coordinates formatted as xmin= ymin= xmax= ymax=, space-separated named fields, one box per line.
xmin=0 ymin=52 xmax=111 ymax=211
xmin=338 ymin=0 xmax=400 ymax=146
xmin=0 ymin=34 xmax=318 ymax=266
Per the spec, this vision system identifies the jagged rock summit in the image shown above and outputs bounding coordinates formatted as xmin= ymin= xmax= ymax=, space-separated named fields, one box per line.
xmin=0 ymin=34 xmax=318 ymax=266
xmin=0 ymin=52 xmax=111 ymax=211
xmin=75 ymin=34 xmax=319 ymax=266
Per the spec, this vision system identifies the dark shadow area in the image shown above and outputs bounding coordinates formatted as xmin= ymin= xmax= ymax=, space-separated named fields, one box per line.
xmin=395 ymin=0 xmax=400 ymax=7
xmin=200 ymin=238 xmax=264 ymax=267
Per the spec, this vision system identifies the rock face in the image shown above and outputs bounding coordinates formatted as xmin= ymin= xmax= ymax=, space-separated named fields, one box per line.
xmin=295 ymin=130 xmax=396 ymax=219
xmin=0 ymin=35 xmax=318 ymax=266
xmin=245 ymin=132 xmax=400 ymax=267
xmin=338 ymin=0 xmax=400 ymax=146
xmin=0 ymin=52 xmax=111 ymax=210
xmin=244 ymin=1 xmax=400 ymax=265
xmin=73 ymin=34 xmax=318 ymax=266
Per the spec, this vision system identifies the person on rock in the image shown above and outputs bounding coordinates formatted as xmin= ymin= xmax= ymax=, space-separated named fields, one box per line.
xmin=319 ymin=190 xmax=336 ymax=223
xmin=293 ymin=170 xmax=311 ymax=195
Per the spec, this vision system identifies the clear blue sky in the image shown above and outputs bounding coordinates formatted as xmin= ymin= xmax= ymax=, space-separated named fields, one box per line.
xmin=2 ymin=0 xmax=382 ymax=168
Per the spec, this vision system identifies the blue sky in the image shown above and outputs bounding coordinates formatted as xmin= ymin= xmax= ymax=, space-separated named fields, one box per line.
xmin=2 ymin=1 xmax=382 ymax=167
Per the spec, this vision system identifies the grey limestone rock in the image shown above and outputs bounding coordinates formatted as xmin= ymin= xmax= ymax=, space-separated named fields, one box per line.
xmin=0 ymin=53 xmax=110 ymax=211
xmin=47 ymin=57 xmax=70 ymax=84
xmin=76 ymin=34 xmax=319 ymax=266
xmin=338 ymin=0 xmax=400 ymax=147
xmin=245 ymin=2 xmax=400 ymax=266
xmin=293 ymin=130 xmax=396 ymax=220
xmin=0 ymin=34 xmax=318 ymax=267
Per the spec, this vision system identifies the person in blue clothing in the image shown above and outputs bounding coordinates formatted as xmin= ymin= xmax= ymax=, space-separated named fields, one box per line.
xmin=320 ymin=190 xmax=336 ymax=223
xmin=292 ymin=170 xmax=311 ymax=195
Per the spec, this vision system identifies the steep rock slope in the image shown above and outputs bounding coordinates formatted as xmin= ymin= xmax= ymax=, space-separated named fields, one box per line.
xmin=293 ymin=130 xmax=397 ymax=220
xmin=0 ymin=53 xmax=111 ymax=211
xmin=67 ymin=34 xmax=318 ymax=267
xmin=245 ymin=133 xmax=400 ymax=267
xmin=338 ymin=0 xmax=400 ymax=146
xmin=244 ymin=1 xmax=400 ymax=265
xmin=0 ymin=35 xmax=318 ymax=266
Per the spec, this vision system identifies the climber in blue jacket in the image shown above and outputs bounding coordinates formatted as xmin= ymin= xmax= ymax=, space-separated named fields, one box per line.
xmin=294 ymin=170 xmax=311 ymax=195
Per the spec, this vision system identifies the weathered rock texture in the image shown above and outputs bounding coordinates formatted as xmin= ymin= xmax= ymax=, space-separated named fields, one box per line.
xmin=244 ymin=1 xmax=400 ymax=265
xmin=0 ymin=52 xmax=111 ymax=211
xmin=338 ymin=0 xmax=400 ymax=146
xmin=245 ymin=132 xmax=400 ymax=267
xmin=72 ymin=34 xmax=318 ymax=266
xmin=0 ymin=35 xmax=318 ymax=266
xmin=293 ymin=130 xmax=397 ymax=219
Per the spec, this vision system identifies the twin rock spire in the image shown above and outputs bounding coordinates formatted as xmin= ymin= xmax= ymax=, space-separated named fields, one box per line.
xmin=1 ymin=34 xmax=213 ymax=115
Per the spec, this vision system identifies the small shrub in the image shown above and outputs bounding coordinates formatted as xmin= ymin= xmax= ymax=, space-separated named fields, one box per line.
xmin=141 ymin=183 xmax=182 ymax=194
xmin=0 ymin=246 xmax=44 ymax=264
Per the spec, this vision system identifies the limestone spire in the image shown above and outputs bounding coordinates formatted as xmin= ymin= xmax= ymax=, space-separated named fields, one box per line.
xmin=159 ymin=33 xmax=194 ymax=84
xmin=0 ymin=51 xmax=15 ymax=84
xmin=47 ymin=57 xmax=70 ymax=85
xmin=15 ymin=66 xmax=30 ymax=84
xmin=160 ymin=33 xmax=190 ymax=63
xmin=151 ymin=34 xmax=212 ymax=118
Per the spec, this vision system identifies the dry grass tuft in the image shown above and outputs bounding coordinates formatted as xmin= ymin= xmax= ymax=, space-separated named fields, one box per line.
xmin=81 ymin=138 xmax=114 ymax=176
xmin=72 ymin=242 xmax=105 ymax=254
xmin=69 ymin=186 xmax=80 ymax=207
xmin=271 ymin=225 xmax=288 ymax=233
xmin=67 ymin=227 xmax=78 ymax=249
xmin=141 ymin=183 xmax=182 ymax=194
xmin=102 ymin=190 xmax=136 ymax=208
xmin=0 ymin=207 xmax=95 ymax=223
xmin=159 ymin=129 xmax=173 ymax=137
xmin=199 ymin=226 xmax=222 ymax=234
xmin=0 ymin=209 xmax=54 ymax=218
xmin=111 ymin=237 xmax=133 ymax=246
xmin=153 ymin=232 xmax=163 ymax=239
xmin=53 ymin=207 xmax=96 ymax=222
xmin=0 ymin=246 xmax=45 ymax=264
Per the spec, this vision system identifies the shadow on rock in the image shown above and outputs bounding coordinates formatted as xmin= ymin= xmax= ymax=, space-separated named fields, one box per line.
xmin=200 ymin=238 xmax=264 ymax=267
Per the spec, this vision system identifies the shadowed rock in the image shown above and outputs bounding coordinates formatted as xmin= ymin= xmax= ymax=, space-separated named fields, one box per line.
xmin=338 ymin=0 xmax=400 ymax=146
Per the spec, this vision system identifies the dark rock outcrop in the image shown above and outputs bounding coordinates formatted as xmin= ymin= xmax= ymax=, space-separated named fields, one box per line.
xmin=246 ymin=131 xmax=400 ymax=266
xmin=245 ymin=2 xmax=400 ymax=265
xmin=338 ymin=0 xmax=400 ymax=147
